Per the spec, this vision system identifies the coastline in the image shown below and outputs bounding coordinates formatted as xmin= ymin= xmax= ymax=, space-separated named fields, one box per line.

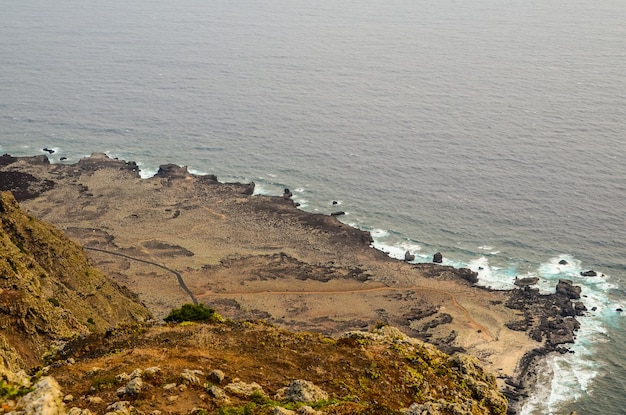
xmin=0 ymin=152 xmax=586 ymax=413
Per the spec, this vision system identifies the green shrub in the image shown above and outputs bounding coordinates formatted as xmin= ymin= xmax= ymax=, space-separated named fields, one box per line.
xmin=164 ymin=303 xmax=222 ymax=323
xmin=47 ymin=297 xmax=60 ymax=307
xmin=0 ymin=380 xmax=33 ymax=398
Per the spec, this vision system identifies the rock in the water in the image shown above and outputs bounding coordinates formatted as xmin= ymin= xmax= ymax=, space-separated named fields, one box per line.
xmin=284 ymin=379 xmax=329 ymax=403
xmin=558 ymin=259 xmax=568 ymax=265
xmin=330 ymin=211 xmax=345 ymax=216
xmin=283 ymin=188 xmax=293 ymax=199
xmin=556 ymin=279 xmax=582 ymax=300
xmin=580 ymin=270 xmax=597 ymax=277
xmin=433 ymin=252 xmax=443 ymax=263
xmin=404 ymin=251 xmax=415 ymax=262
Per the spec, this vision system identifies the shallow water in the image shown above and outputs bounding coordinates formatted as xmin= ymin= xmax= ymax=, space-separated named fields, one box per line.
xmin=1 ymin=0 xmax=625 ymax=413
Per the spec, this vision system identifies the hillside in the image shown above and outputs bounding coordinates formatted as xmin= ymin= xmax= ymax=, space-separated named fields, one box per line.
xmin=5 ymin=318 xmax=508 ymax=415
xmin=0 ymin=191 xmax=151 ymax=370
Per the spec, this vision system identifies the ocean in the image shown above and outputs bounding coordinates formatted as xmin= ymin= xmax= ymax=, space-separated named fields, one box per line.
xmin=1 ymin=0 xmax=624 ymax=413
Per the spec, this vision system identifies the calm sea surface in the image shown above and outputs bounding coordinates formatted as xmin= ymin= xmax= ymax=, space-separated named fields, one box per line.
xmin=1 ymin=0 xmax=625 ymax=413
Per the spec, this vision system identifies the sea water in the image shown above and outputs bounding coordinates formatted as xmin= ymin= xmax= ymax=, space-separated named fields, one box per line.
xmin=1 ymin=0 xmax=625 ymax=413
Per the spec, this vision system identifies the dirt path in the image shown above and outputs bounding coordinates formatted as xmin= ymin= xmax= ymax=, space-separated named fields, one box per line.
xmin=85 ymin=247 xmax=198 ymax=305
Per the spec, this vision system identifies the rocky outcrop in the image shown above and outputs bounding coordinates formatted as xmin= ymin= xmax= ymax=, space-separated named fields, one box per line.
xmin=580 ymin=270 xmax=597 ymax=277
xmin=556 ymin=279 xmax=581 ymax=300
xmin=404 ymin=251 xmax=415 ymax=262
xmin=433 ymin=252 xmax=443 ymax=263
xmin=514 ymin=277 xmax=539 ymax=287
xmin=504 ymin=281 xmax=586 ymax=413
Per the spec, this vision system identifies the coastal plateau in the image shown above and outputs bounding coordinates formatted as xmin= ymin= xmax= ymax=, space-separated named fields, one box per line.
xmin=0 ymin=153 xmax=586 ymax=414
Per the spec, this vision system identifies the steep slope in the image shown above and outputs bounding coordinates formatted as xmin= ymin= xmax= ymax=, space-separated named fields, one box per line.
xmin=0 ymin=191 xmax=151 ymax=370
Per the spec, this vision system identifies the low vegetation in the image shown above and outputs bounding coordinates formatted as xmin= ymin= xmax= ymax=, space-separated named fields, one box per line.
xmin=164 ymin=303 xmax=224 ymax=323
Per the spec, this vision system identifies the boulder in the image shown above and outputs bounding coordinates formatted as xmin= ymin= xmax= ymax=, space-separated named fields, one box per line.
xmin=224 ymin=381 xmax=266 ymax=398
xmin=433 ymin=252 xmax=443 ymax=263
xmin=117 ymin=377 xmax=143 ymax=396
xmin=558 ymin=260 xmax=568 ymax=265
xmin=283 ymin=379 xmax=329 ymax=403
xmin=16 ymin=377 xmax=65 ymax=415
xmin=143 ymin=367 xmax=161 ymax=378
xmin=180 ymin=369 xmax=204 ymax=386
xmin=580 ymin=270 xmax=597 ymax=277
xmin=283 ymin=189 xmax=293 ymax=199
xmin=404 ymin=251 xmax=415 ymax=262
xmin=273 ymin=408 xmax=295 ymax=415
xmin=209 ymin=369 xmax=225 ymax=384
xmin=330 ymin=211 xmax=345 ymax=216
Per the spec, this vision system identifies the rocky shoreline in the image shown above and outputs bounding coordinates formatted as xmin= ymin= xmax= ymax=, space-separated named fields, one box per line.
xmin=0 ymin=153 xmax=586 ymax=414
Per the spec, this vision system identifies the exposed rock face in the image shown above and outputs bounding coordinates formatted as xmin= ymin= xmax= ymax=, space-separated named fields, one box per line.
xmin=404 ymin=251 xmax=415 ymax=262
xmin=433 ymin=252 xmax=443 ymax=263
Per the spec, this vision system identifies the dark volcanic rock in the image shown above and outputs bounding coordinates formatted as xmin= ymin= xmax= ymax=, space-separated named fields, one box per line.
xmin=404 ymin=251 xmax=415 ymax=262
xmin=0 ymin=171 xmax=55 ymax=202
xmin=556 ymin=279 xmax=581 ymax=300
xmin=433 ymin=252 xmax=443 ymax=263
xmin=283 ymin=188 xmax=293 ymax=199
xmin=580 ymin=270 xmax=597 ymax=277
xmin=330 ymin=211 xmax=345 ymax=216
xmin=514 ymin=277 xmax=539 ymax=287
xmin=457 ymin=267 xmax=478 ymax=284
xmin=156 ymin=164 xmax=190 ymax=179
xmin=558 ymin=259 xmax=568 ymax=265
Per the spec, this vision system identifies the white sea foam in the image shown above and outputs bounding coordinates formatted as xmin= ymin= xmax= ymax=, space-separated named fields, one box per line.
xmin=468 ymin=256 xmax=518 ymax=290
xmin=520 ymin=254 xmax=623 ymax=414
